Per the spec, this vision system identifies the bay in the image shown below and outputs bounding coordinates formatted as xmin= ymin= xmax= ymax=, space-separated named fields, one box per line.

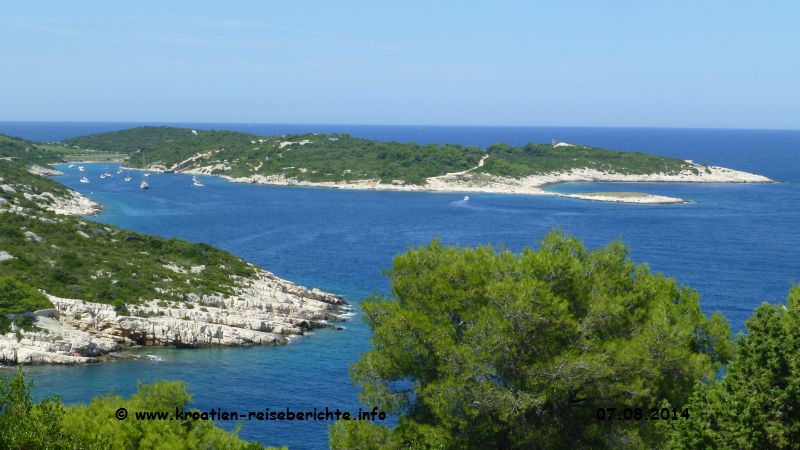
xmin=2 ymin=123 xmax=798 ymax=449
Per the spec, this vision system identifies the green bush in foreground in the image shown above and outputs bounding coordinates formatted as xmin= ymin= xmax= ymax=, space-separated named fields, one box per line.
xmin=0 ymin=371 xmax=279 ymax=450
xmin=662 ymin=286 xmax=800 ymax=449
xmin=332 ymin=231 xmax=733 ymax=449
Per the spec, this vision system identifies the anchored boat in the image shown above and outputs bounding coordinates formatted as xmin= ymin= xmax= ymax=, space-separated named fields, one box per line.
xmin=140 ymin=150 xmax=149 ymax=189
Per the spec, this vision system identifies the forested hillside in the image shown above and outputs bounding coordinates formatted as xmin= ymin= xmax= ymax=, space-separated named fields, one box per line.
xmin=62 ymin=126 xmax=697 ymax=185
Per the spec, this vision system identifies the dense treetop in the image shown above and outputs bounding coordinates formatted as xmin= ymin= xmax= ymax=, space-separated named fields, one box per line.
xmin=662 ymin=286 xmax=800 ymax=449
xmin=61 ymin=126 xmax=696 ymax=185
xmin=331 ymin=231 xmax=733 ymax=449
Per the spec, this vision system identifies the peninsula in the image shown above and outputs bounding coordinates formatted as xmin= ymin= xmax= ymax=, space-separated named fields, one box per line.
xmin=0 ymin=135 xmax=348 ymax=364
xmin=58 ymin=126 xmax=773 ymax=204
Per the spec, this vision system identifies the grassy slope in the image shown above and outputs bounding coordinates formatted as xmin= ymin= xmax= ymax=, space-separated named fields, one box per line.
xmin=0 ymin=159 xmax=71 ymax=200
xmin=0 ymin=134 xmax=64 ymax=166
xmin=39 ymin=143 xmax=125 ymax=162
xmin=61 ymin=126 xmax=696 ymax=184
xmin=1 ymin=144 xmax=257 ymax=308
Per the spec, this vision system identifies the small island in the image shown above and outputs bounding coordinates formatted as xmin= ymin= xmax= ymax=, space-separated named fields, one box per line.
xmin=560 ymin=192 xmax=686 ymax=204
xmin=56 ymin=127 xmax=773 ymax=203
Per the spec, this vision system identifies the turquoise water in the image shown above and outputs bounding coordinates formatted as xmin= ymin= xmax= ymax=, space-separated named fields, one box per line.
xmin=4 ymin=124 xmax=800 ymax=449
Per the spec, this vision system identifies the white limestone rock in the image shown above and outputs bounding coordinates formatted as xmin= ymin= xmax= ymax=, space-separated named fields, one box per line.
xmin=0 ymin=269 xmax=348 ymax=365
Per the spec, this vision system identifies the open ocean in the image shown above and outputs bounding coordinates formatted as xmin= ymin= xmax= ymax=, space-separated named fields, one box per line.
xmin=2 ymin=122 xmax=799 ymax=449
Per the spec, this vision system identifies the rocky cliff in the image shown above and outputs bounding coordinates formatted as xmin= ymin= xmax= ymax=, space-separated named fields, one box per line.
xmin=0 ymin=269 xmax=348 ymax=364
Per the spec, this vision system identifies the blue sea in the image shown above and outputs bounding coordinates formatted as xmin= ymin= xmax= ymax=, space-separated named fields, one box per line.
xmin=2 ymin=122 xmax=799 ymax=449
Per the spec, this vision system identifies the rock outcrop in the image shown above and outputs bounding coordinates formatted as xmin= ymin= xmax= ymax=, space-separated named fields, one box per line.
xmin=28 ymin=165 xmax=64 ymax=177
xmin=0 ymin=270 xmax=348 ymax=365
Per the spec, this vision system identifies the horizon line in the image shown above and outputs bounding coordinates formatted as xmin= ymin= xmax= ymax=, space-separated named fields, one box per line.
xmin=0 ymin=120 xmax=798 ymax=132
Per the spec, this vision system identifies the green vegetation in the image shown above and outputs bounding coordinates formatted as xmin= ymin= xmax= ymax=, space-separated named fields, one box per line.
xmin=0 ymin=159 xmax=71 ymax=204
xmin=0 ymin=371 xmax=279 ymax=449
xmin=60 ymin=126 xmax=696 ymax=185
xmin=62 ymin=126 xmax=198 ymax=154
xmin=0 ymin=277 xmax=52 ymax=316
xmin=38 ymin=143 xmax=125 ymax=162
xmin=331 ymin=231 xmax=733 ymax=449
xmin=0 ymin=134 xmax=63 ymax=166
xmin=480 ymin=142 xmax=695 ymax=177
xmin=1 ymin=138 xmax=258 ymax=311
xmin=0 ymin=211 xmax=255 ymax=306
xmin=662 ymin=286 xmax=800 ymax=449
xmin=0 ymin=131 xmax=121 ymax=167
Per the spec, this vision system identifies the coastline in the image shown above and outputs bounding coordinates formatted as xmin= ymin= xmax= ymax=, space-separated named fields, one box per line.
xmin=205 ymin=162 xmax=772 ymax=204
xmin=560 ymin=192 xmax=687 ymax=204
xmin=2 ymin=166 xmax=348 ymax=365
xmin=27 ymin=164 xmax=102 ymax=215
xmin=78 ymin=159 xmax=771 ymax=205
xmin=1 ymin=267 xmax=349 ymax=365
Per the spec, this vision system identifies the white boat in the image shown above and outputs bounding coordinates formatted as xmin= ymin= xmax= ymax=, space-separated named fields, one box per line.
xmin=78 ymin=166 xmax=85 ymax=172
xmin=124 ymin=176 xmax=132 ymax=182
xmin=79 ymin=177 xmax=90 ymax=184
xmin=68 ymin=164 xmax=75 ymax=168
xmin=116 ymin=168 xmax=123 ymax=174
xmin=99 ymin=174 xmax=107 ymax=179
xmin=103 ymin=172 xmax=113 ymax=178
xmin=463 ymin=196 xmax=470 ymax=201
xmin=140 ymin=150 xmax=149 ymax=189
xmin=192 ymin=175 xmax=204 ymax=187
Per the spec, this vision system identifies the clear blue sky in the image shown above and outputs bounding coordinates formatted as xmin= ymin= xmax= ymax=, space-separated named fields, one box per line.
xmin=2 ymin=1 xmax=798 ymax=128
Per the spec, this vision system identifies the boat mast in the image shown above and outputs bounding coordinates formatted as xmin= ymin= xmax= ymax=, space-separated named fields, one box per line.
xmin=140 ymin=149 xmax=149 ymax=189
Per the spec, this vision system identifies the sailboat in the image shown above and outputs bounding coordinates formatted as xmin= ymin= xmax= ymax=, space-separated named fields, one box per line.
xmin=140 ymin=150 xmax=149 ymax=190
xmin=192 ymin=175 xmax=204 ymax=187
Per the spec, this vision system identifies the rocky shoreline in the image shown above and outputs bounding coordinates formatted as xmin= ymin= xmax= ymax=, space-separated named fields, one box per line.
xmin=0 ymin=269 xmax=348 ymax=364
xmin=560 ymin=192 xmax=686 ymax=204
xmin=114 ymin=152 xmax=774 ymax=204
xmin=2 ymin=167 xmax=347 ymax=365
xmin=213 ymin=161 xmax=772 ymax=204
xmin=33 ymin=189 xmax=101 ymax=216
